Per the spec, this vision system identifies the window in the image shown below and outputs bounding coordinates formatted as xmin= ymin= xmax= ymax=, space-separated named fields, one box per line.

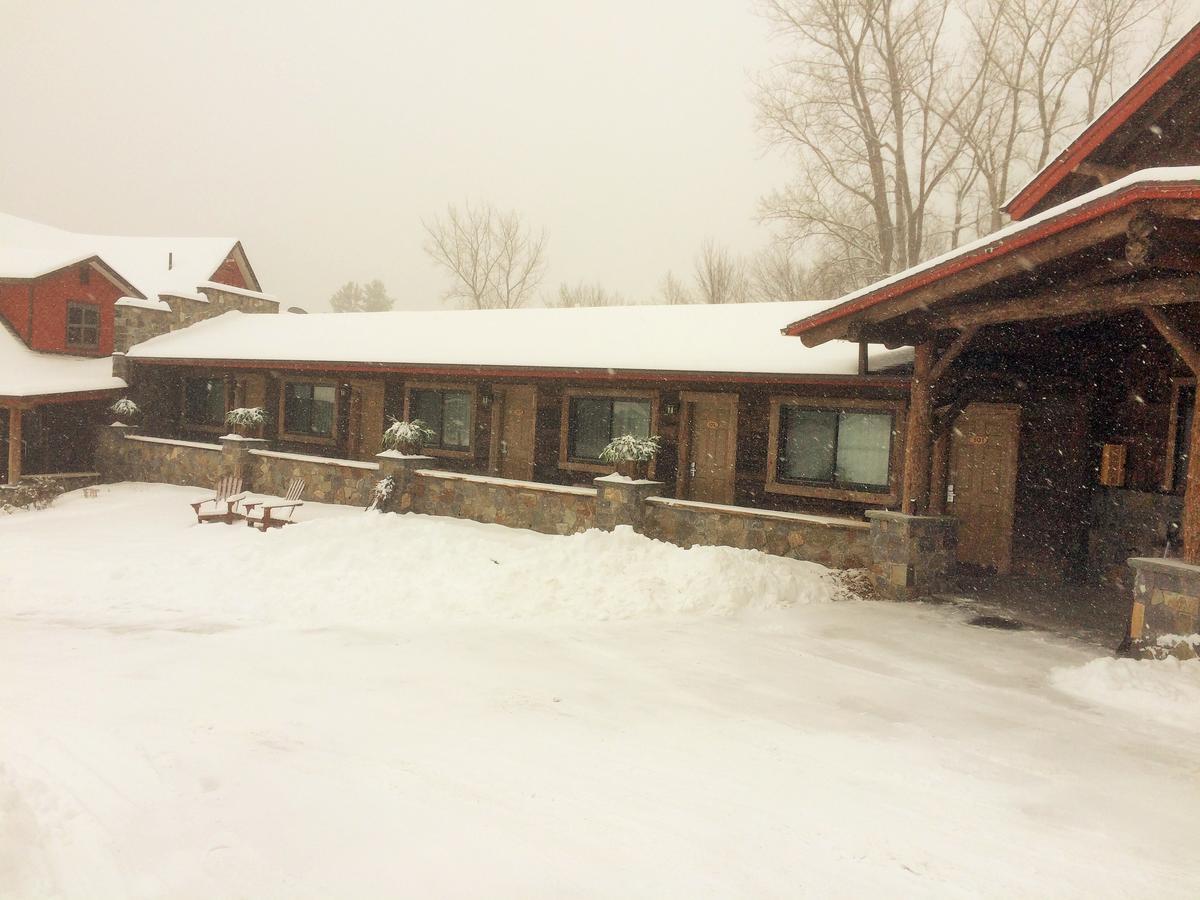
xmin=409 ymin=388 xmax=472 ymax=451
xmin=183 ymin=377 xmax=227 ymax=427
xmin=283 ymin=382 xmax=337 ymax=437
xmin=774 ymin=403 xmax=895 ymax=493
xmin=567 ymin=396 xmax=652 ymax=461
xmin=66 ymin=302 xmax=100 ymax=348
xmin=1169 ymin=382 xmax=1196 ymax=493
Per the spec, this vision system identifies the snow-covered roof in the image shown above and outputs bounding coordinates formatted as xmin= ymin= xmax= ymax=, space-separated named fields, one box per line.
xmin=127 ymin=300 xmax=913 ymax=379
xmin=0 ymin=213 xmax=265 ymax=304
xmin=0 ymin=322 xmax=125 ymax=400
xmin=785 ymin=166 xmax=1200 ymax=339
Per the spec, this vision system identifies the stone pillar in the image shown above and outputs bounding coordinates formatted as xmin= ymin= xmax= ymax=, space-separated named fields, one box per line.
xmin=593 ymin=475 xmax=663 ymax=532
xmin=866 ymin=509 xmax=957 ymax=601
xmin=219 ymin=436 xmax=267 ymax=489
xmin=375 ymin=450 xmax=437 ymax=512
xmin=111 ymin=351 xmax=132 ymax=383
xmin=94 ymin=423 xmax=140 ymax=481
xmin=1125 ymin=557 xmax=1200 ymax=658
xmin=6 ymin=407 xmax=22 ymax=484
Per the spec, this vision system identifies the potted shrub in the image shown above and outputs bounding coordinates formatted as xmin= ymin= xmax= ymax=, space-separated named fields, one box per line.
xmin=382 ymin=418 xmax=436 ymax=455
xmin=108 ymin=397 xmax=140 ymax=426
xmin=599 ymin=434 xmax=661 ymax=480
xmin=225 ymin=407 xmax=267 ymax=438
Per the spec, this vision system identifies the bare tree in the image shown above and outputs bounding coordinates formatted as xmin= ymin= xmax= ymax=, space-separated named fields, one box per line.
xmin=749 ymin=245 xmax=811 ymax=301
xmin=755 ymin=0 xmax=1182 ymax=287
xmin=693 ymin=239 xmax=750 ymax=304
xmin=423 ymin=201 xmax=548 ymax=309
xmin=658 ymin=271 xmax=694 ymax=305
xmin=547 ymin=281 xmax=627 ymax=308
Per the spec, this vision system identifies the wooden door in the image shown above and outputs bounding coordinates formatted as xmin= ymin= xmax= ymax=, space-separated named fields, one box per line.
xmin=491 ymin=385 xmax=537 ymax=480
xmin=948 ymin=403 xmax=1021 ymax=574
xmin=347 ymin=380 xmax=386 ymax=459
xmin=678 ymin=392 xmax=738 ymax=504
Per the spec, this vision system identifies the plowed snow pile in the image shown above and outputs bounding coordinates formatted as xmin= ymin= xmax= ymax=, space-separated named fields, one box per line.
xmin=1052 ymin=656 xmax=1200 ymax=733
xmin=0 ymin=484 xmax=839 ymax=625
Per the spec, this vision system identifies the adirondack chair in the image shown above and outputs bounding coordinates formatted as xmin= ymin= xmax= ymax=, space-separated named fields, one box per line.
xmin=190 ymin=475 xmax=246 ymax=524
xmin=243 ymin=478 xmax=306 ymax=531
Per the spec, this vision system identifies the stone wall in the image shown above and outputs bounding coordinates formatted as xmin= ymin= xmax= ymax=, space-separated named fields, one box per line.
xmin=95 ymin=427 xmax=223 ymax=487
xmin=1087 ymin=488 xmax=1182 ymax=590
xmin=250 ymin=449 xmax=380 ymax=507
xmin=866 ymin=510 xmax=957 ymax=601
xmin=643 ymin=495 xmax=872 ymax=568
xmin=1127 ymin=557 xmax=1200 ymax=657
xmin=114 ymin=284 xmax=278 ymax=353
xmin=409 ymin=470 xmax=596 ymax=535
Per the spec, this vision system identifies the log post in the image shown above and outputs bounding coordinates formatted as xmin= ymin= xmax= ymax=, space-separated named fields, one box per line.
xmin=1143 ymin=307 xmax=1200 ymax=563
xmin=6 ymin=406 xmax=22 ymax=484
xmin=901 ymin=342 xmax=934 ymax=514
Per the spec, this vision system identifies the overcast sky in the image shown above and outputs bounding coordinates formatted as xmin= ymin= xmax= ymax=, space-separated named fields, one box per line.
xmin=0 ymin=1 xmax=789 ymax=311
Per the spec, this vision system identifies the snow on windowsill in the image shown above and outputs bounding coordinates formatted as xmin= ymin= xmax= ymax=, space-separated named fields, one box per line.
xmin=594 ymin=473 xmax=658 ymax=485
xmin=645 ymin=495 xmax=871 ymax=529
xmin=415 ymin=469 xmax=597 ymax=496
xmin=125 ymin=435 xmax=221 ymax=451
xmin=376 ymin=450 xmax=436 ymax=461
xmin=249 ymin=448 xmax=380 ymax=470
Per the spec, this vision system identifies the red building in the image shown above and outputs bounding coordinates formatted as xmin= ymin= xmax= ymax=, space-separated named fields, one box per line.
xmin=0 ymin=213 xmax=277 ymax=484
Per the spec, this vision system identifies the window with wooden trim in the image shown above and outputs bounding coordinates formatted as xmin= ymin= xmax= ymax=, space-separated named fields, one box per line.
xmin=1164 ymin=378 xmax=1196 ymax=493
xmin=408 ymin=387 xmax=472 ymax=451
xmin=283 ymin=382 xmax=337 ymax=438
xmin=66 ymin=302 xmax=100 ymax=348
xmin=182 ymin=377 xmax=227 ymax=428
xmin=766 ymin=397 xmax=902 ymax=501
xmin=567 ymin=396 xmax=652 ymax=462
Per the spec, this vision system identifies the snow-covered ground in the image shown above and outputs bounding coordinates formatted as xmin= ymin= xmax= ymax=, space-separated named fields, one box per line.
xmin=2 ymin=484 xmax=1198 ymax=898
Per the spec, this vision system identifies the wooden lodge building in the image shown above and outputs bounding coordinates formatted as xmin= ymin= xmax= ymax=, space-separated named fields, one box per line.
xmin=123 ymin=302 xmax=913 ymax=517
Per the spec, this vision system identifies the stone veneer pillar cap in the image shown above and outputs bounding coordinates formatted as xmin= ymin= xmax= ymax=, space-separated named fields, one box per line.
xmin=864 ymin=509 xmax=957 ymax=523
xmin=1127 ymin=556 xmax=1200 ymax=576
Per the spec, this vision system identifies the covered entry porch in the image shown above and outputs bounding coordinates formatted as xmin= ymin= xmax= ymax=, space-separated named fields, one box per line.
xmin=1 ymin=394 xmax=122 ymax=486
xmin=786 ymin=172 xmax=1200 ymax=649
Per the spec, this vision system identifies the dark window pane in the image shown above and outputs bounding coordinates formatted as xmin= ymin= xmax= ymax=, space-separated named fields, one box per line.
xmin=66 ymin=303 xmax=99 ymax=347
xmin=780 ymin=408 xmax=837 ymax=482
xmin=283 ymin=382 xmax=335 ymax=436
xmin=1176 ymin=387 xmax=1195 ymax=492
xmin=410 ymin=390 xmax=443 ymax=439
xmin=836 ymin=412 xmax=891 ymax=488
xmin=570 ymin=397 xmax=611 ymax=460
xmin=441 ymin=391 xmax=471 ymax=450
xmin=612 ymin=400 xmax=651 ymax=440
xmin=184 ymin=378 xmax=225 ymax=426
xmin=311 ymin=385 xmax=336 ymax=436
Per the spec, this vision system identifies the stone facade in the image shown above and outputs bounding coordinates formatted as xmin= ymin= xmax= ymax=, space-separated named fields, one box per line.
xmin=409 ymin=470 xmax=596 ymax=535
xmin=250 ymin=449 xmax=381 ymax=506
xmin=114 ymin=285 xmax=278 ymax=353
xmin=594 ymin=476 xmax=664 ymax=531
xmin=1087 ymin=488 xmax=1182 ymax=590
xmin=95 ymin=426 xmax=223 ymax=487
xmin=866 ymin=510 xmax=957 ymax=601
xmin=1126 ymin=557 xmax=1200 ymax=657
xmin=644 ymin=495 xmax=872 ymax=568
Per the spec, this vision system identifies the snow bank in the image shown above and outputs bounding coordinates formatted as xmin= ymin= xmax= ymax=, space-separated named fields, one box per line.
xmin=1051 ymin=657 xmax=1200 ymax=733
xmin=0 ymin=484 xmax=840 ymax=627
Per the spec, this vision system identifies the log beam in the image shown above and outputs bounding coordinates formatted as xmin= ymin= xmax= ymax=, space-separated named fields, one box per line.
xmin=6 ymin=406 xmax=21 ymax=485
xmin=927 ymin=327 xmax=979 ymax=386
xmin=1074 ymin=160 xmax=1136 ymax=186
xmin=925 ymin=276 xmax=1200 ymax=331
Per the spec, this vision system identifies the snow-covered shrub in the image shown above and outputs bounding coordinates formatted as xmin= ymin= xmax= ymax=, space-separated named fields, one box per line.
xmin=599 ymin=434 xmax=661 ymax=463
xmin=225 ymin=407 xmax=267 ymax=434
xmin=382 ymin=419 xmax=436 ymax=454
xmin=368 ymin=475 xmax=396 ymax=512
xmin=108 ymin=397 xmax=140 ymax=424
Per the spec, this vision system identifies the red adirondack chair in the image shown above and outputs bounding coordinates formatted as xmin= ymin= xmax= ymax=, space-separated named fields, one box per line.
xmin=243 ymin=478 xmax=306 ymax=531
xmin=190 ymin=475 xmax=246 ymax=524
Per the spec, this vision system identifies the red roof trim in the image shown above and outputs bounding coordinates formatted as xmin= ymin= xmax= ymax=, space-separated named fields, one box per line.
xmin=785 ymin=180 xmax=1200 ymax=338
xmin=131 ymin=356 xmax=910 ymax=389
xmin=1004 ymin=22 xmax=1200 ymax=220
